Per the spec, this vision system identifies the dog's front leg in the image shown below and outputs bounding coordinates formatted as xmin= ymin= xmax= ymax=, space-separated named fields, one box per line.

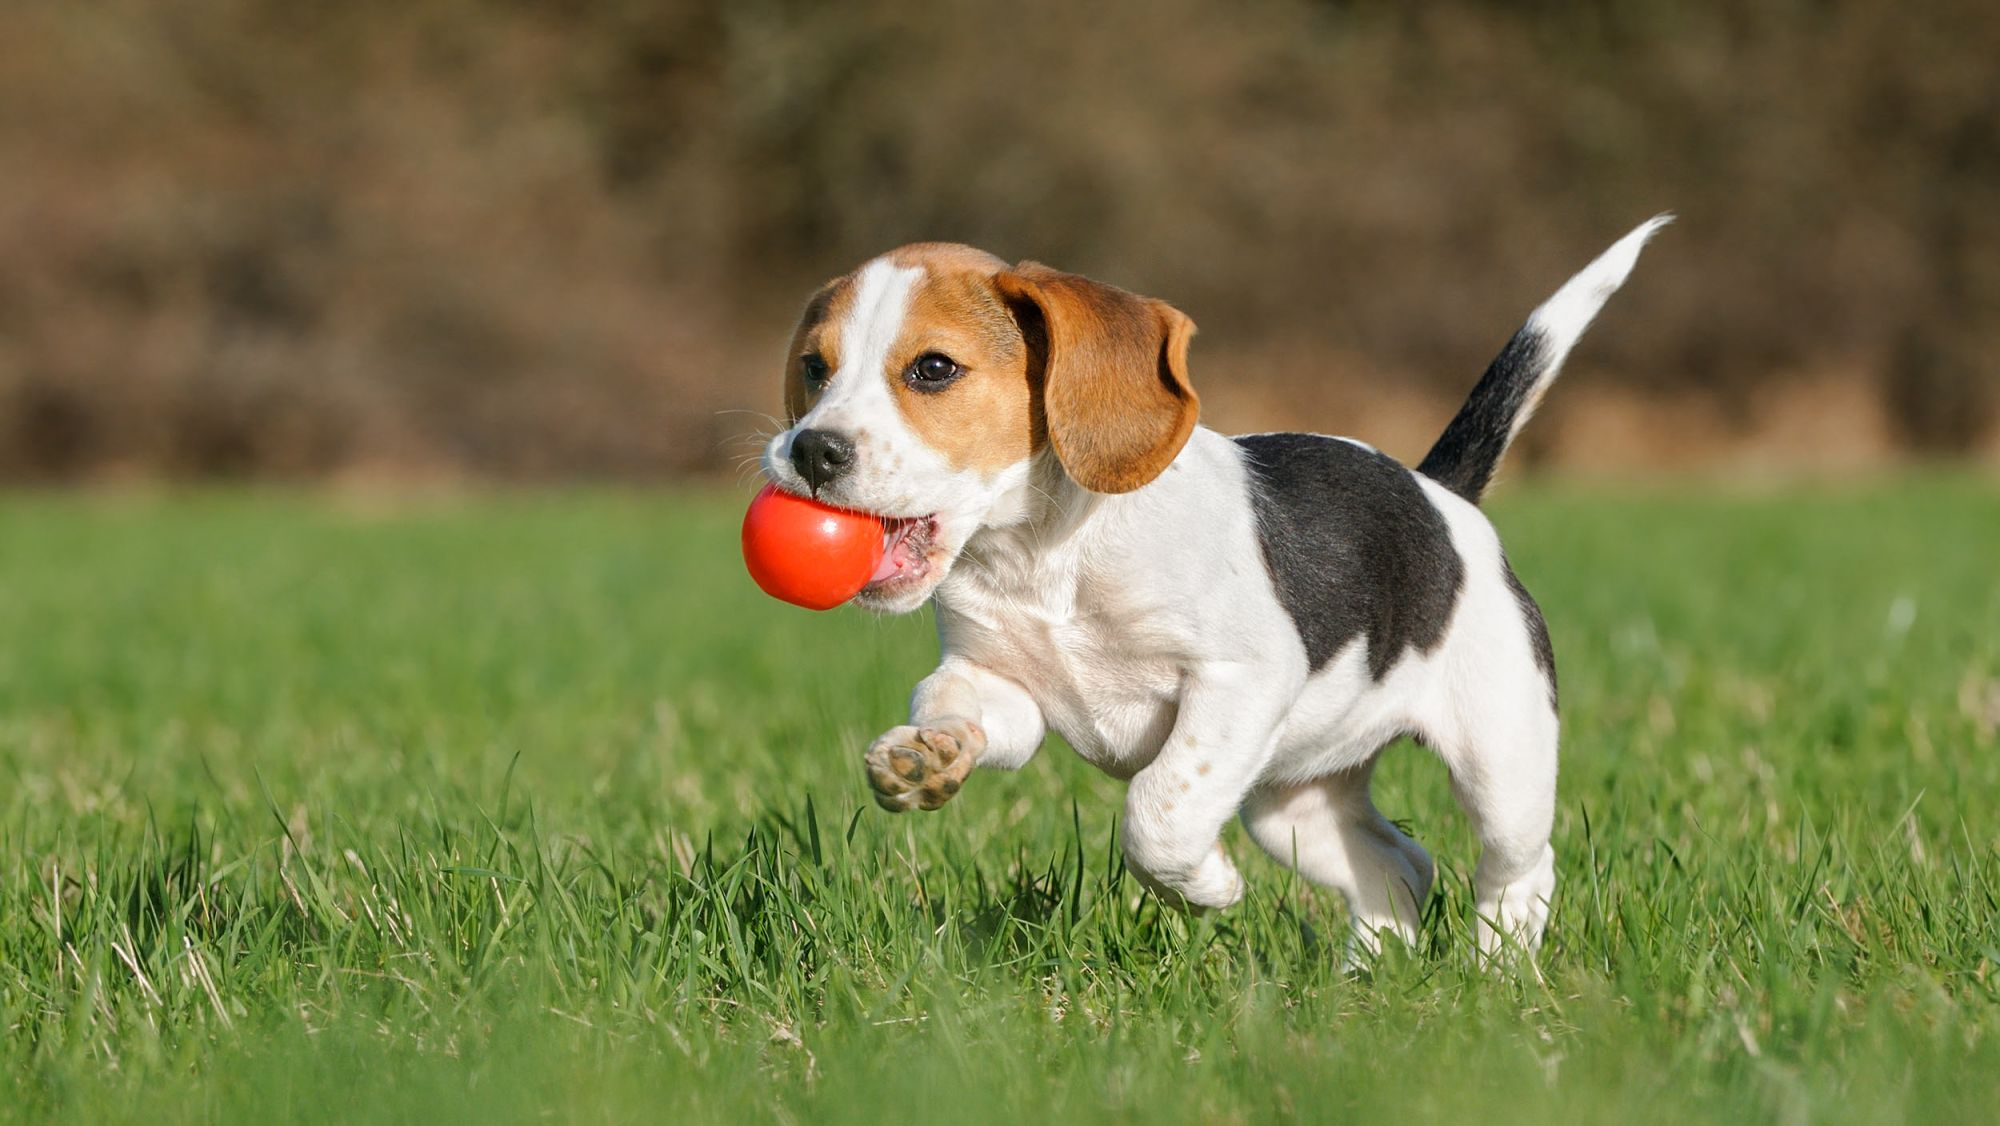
xmin=1121 ymin=665 xmax=1285 ymax=911
xmin=865 ymin=657 xmax=1046 ymax=812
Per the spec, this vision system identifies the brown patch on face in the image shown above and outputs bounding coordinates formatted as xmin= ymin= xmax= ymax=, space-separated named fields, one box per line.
xmin=781 ymin=244 xmax=1196 ymax=490
xmin=992 ymin=264 xmax=1198 ymax=494
xmin=782 ymin=276 xmax=859 ymax=423
xmin=881 ymin=244 xmax=1045 ymax=473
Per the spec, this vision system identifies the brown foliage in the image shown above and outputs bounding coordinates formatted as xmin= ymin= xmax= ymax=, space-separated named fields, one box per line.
xmin=0 ymin=0 xmax=1994 ymax=480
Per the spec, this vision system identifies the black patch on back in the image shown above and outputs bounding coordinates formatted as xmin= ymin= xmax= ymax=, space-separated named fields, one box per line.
xmin=1237 ymin=433 xmax=1465 ymax=678
xmin=1502 ymin=556 xmax=1558 ymax=707
xmin=1415 ymin=327 xmax=1550 ymax=504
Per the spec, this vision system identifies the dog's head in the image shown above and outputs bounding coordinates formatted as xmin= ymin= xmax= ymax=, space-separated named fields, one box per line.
xmin=762 ymin=243 xmax=1199 ymax=612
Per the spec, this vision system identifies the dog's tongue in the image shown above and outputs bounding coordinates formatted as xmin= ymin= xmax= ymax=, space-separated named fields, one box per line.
xmin=869 ymin=523 xmax=917 ymax=584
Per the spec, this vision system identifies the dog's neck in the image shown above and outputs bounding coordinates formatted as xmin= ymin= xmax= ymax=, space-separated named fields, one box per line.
xmin=935 ymin=447 xmax=1113 ymax=613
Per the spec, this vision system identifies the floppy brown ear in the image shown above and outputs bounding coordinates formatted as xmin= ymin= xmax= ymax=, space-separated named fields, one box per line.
xmin=994 ymin=263 xmax=1199 ymax=494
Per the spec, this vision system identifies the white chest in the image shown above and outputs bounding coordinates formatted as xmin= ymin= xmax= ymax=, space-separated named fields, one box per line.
xmin=936 ymin=567 xmax=1182 ymax=777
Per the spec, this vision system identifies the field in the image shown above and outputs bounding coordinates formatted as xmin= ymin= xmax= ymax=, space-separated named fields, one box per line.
xmin=1 ymin=482 xmax=1997 ymax=1123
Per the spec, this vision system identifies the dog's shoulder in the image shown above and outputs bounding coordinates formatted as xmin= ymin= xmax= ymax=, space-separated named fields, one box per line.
xmin=1230 ymin=431 xmax=1465 ymax=677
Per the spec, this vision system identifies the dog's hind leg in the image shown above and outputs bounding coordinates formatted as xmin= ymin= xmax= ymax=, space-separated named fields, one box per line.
xmin=1438 ymin=686 xmax=1560 ymax=958
xmin=1241 ymin=759 xmax=1434 ymax=957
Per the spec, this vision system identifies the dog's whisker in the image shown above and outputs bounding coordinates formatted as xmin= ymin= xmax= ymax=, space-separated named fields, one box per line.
xmin=715 ymin=408 xmax=788 ymax=428
xmin=722 ymin=428 xmax=778 ymax=451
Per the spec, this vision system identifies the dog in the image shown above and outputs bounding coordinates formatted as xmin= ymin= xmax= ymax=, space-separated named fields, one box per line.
xmin=761 ymin=217 xmax=1668 ymax=956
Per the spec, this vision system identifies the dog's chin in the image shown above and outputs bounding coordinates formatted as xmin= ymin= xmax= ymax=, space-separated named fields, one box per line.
xmin=851 ymin=578 xmax=939 ymax=615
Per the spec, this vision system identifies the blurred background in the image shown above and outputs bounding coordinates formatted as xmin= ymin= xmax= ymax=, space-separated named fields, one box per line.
xmin=2 ymin=0 xmax=1995 ymax=484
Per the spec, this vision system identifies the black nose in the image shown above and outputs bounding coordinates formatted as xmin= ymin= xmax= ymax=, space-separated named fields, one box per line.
xmin=789 ymin=428 xmax=856 ymax=492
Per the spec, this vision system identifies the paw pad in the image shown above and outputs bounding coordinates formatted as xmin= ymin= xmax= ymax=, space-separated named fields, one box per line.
xmin=864 ymin=722 xmax=983 ymax=813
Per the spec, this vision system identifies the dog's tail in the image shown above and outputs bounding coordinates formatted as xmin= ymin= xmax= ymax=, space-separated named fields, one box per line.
xmin=1416 ymin=215 xmax=1672 ymax=504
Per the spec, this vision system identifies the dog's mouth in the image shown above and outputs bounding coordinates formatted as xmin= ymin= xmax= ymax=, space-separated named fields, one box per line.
xmin=863 ymin=514 xmax=939 ymax=595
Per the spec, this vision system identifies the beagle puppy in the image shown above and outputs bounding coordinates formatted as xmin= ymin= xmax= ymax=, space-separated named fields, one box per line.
xmin=762 ymin=218 xmax=1668 ymax=955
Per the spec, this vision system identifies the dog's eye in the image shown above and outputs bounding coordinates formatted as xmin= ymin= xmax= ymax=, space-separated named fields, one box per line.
xmin=799 ymin=353 xmax=830 ymax=388
xmin=906 ymin=352 xmax=962 ymax=390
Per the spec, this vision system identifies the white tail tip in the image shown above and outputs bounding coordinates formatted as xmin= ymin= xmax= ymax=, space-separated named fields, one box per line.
xmin=1529 ymin=213 xmax=1673 ymax=349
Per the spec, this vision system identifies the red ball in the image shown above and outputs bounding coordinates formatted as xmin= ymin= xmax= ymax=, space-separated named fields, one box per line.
xmin=741 ymin=484 xmax=886 ymax=610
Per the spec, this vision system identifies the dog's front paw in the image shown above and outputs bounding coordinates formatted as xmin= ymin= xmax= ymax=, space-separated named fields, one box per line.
xmin=864 ymin=719 xmax=983 ymax=812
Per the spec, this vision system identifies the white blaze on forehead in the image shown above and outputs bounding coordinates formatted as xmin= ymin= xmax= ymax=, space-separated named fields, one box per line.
xmin=804 ymin=257 xmax=921 ymax=426
xmin=845 ymin=258 xmax=922 ymax=380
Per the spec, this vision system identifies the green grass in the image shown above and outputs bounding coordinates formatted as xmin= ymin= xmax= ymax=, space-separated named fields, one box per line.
xmin=1 ymin=481 xmax=1997 ymax=1123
